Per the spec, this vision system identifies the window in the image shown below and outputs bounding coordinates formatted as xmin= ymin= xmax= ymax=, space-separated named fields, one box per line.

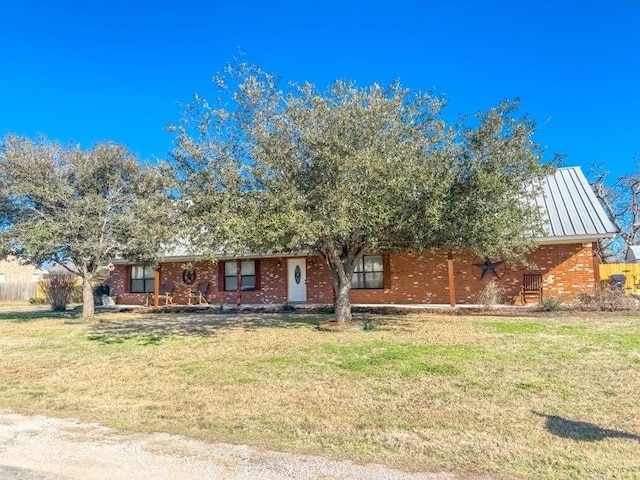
xmin=224 ymin=260 xmax=256 ymax=291
xmin=131 ymin=265 xmax=155 ymax=293
xmin=352 ymin=255 xmax=384 ymax=289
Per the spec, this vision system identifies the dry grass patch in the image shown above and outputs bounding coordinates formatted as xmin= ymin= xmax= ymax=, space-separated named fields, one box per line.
xmin=0 ymin=307 xmax=639 ymax=479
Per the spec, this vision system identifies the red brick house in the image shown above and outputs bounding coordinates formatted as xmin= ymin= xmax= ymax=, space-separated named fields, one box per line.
xmin=108 ymin=167 xmax=616 ymax=307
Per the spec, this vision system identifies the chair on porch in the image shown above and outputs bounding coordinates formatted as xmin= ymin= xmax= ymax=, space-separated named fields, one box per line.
xmin=188 ymin=282 xmax=209 ymax=305
xmin=521 ymin=273 xmax=543 ymax=304
xmin=159 ymin=283 xmax=174 ymax=305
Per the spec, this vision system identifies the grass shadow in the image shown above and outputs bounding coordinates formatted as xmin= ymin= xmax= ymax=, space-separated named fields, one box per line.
xmin=534 ymin=412 xmax=640 ymax=442
xmin=0 ymin=305 xmax=82 ymax=322
xmin=89 ymin=311 xmax=332 ymax=340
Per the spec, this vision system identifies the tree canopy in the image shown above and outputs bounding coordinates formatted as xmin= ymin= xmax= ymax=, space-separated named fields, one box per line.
xmin=172 ymin=62 xmax=554 ymax=321
xmin=0 ymin=136 xmax=174 ymax=317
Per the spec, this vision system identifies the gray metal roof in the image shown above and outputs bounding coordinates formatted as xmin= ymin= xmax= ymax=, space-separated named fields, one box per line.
xmin=535 ymin=166 xmax=617 ymax=242
xmin=626 ymin=245 xmax=640 ymax=262
xmin=112 ymin=165 xmax=618 ymax=265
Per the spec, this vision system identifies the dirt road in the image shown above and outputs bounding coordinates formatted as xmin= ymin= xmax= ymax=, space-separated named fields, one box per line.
xmin=0 ymin=411 xmax=460 ymax=480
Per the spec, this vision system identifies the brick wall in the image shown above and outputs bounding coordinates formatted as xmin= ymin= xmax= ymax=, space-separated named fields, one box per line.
xmin=448 ymin=242 xmax=598 ymax=304
xmin=108 ymin=242 xmax=598 ymax=306
xmin=110 ymin=258 xmax=288 ymax=306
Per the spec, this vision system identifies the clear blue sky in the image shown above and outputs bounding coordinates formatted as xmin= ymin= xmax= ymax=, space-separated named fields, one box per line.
xmin=1 ymin=1 xmax=638 ymax=180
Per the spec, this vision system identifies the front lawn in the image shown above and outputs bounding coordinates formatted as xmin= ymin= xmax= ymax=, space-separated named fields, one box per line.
xmin=0 ymin=307 xmax=638 ymax=479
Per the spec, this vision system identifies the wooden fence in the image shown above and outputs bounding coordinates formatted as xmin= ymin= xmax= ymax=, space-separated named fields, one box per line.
xmin=0 ymin=281 xmax=38 ymax=301
xmin=599 ymin=263 xmax=640 ymax=294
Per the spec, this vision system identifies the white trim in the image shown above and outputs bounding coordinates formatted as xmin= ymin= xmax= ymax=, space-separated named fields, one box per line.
xmin=533 ymin=235 xmax=603 ymax=245
xmin=110 ymin=251 xmax=315 ymax=266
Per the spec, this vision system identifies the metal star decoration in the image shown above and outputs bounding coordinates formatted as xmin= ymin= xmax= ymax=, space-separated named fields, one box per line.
xmin=474 ymin=258 xmax=504 ymax=279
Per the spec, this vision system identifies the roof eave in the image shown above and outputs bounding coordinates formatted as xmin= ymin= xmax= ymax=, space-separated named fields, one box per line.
xmin=533 ymin=233 xmax=616 ymax=245
xmin=110 ymin=251 xmax=315 ymax=265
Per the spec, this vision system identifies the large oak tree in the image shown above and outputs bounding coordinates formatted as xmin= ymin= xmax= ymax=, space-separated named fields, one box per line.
xmin=172 ymin=63 xmax=552 ymax=321
xmin=0 ymin=136 xmax=174 ymax=318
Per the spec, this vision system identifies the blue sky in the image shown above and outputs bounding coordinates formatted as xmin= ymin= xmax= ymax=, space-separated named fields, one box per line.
xmin=1 ymin=1 xmax=638 ymax=181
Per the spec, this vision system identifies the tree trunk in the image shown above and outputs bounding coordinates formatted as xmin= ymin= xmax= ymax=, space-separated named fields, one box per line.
xmin=81 ymin=276 xmax=95 ymax=319
xmin=318 ymin=235 xmax=366 ymax=323
xmin=333 ymin=277 xmax=353 ymax=323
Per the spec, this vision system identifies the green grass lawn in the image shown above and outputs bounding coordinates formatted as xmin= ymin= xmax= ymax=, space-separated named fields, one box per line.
xmin=0 ymin=307 xmax=638 ymax=479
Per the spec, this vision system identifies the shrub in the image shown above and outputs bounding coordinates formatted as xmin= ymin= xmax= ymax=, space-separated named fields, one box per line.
xmin=69 ymin=285 xmax=83 ymax=304
xmin=576 ymin=285 xmax=638 ymax=311
xmin=477 ymin=279 xmax=505 ymax=308
xmin=539 ymin=296 xmax=563 ymax=312
xmin=39 ymin=273 xmax=78 ymax=311
xmin=28 ymin=297 xmax=46 ymax=305
xmin=281 ymin=302 xmax=297 ymax=313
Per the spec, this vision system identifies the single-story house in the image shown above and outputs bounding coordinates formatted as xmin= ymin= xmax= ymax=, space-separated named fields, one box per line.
xmin=626 ymin=246 xmax=640 ymax=263
xmin=0 ymin=256 xmax=47 ymax=284
xmin=0 ymin=256 xmax=48 ymax=301
xmin=108 ymin=166 xmax=617 ymax=306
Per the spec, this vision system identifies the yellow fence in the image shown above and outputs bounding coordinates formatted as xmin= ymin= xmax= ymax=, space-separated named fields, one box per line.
xmin=599 ymin=263 xmax=640 ymax=294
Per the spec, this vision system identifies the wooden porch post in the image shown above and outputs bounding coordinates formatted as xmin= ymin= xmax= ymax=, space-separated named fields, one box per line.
xmin=447 ymin=251 xmax=456 ymax=308
xmin=153 ymin=268 xmax=160 ymax=307
xmin=236 ymin=260 xmax=242 ymax=306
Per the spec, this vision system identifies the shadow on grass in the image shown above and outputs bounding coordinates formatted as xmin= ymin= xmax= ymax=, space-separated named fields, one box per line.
xmin=89 ymin=311 xmax=331 ymax=340
xmin=0 ymin=305 xmax=82 ymax=322
xmin=534 ymin=412 xmax=640 ymax=442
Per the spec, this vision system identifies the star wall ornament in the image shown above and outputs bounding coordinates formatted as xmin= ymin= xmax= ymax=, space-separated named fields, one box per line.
xmin=474 ymin=258 xmax=504 ymax=279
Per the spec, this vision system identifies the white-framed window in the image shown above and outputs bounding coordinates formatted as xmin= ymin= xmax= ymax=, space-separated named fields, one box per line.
xmin=352 ymin=255 xmax=384 ymax=289
xmin=131 ymin=266 xmax=155 ymax=293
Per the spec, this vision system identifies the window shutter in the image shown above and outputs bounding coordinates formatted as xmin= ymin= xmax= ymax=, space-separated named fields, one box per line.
xmin=255 ymin=260 xmax=261 ymax=290
xmin=383 ymin=255 xmax=391 ymax=290
xmin=217 ymin=261 xmax=225 ymax=291
xmin=124 ymin=266 xmax=131 ymax=293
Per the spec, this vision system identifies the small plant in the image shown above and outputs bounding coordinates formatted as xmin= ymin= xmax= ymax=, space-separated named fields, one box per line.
xmin=359 ymin=319 xmax=374 ymax=330
xmin=282 ymin=302 xmax=297 ymax=313
xmin=540 ymin=296 xmax=563 ymax=312
xmin=477 ymin=279 xmax=505 ymax=308
xmin=39 ymin=273 xmax=78 ymax=311
xmin=28 ymin=297 xmax=46 ymax=305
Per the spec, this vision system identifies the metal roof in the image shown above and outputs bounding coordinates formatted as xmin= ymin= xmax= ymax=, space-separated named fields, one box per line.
xmin=112 ymin=166 xmax=618 ymax=265
xmin=626 ymin=245 xmax=640 ymax=262
xmin=535 ymin=166 xmax=617 ymax=243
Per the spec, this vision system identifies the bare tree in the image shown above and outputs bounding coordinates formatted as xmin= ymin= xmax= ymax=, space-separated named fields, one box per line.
xmin=590 ymin=161 xmax=640 ymax=262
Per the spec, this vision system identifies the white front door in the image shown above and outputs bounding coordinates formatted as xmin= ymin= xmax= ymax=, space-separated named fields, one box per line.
xmin=287 ymin=258 xmax=307 ymax=302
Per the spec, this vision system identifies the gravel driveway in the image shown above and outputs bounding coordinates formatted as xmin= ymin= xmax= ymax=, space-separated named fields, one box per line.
xmin=0 ymin=411 xmax=468 ymax=480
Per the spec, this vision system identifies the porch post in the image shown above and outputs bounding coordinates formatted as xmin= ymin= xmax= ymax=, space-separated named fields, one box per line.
xmin=447 ymin=251 xmax=456 ymax=308
xmin=236 ymin=260 xmax=242 ymax=306
xmin=153 ymin=268 xmax=160 ymax=307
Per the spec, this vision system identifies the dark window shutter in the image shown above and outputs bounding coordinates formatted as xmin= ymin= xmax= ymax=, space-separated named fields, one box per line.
xmin=255 ymin=260 xmax=261 ymax=290
xmin=217 ymin=261 xmax=225 ymax=291
xmin=124 ymin=266 xmax=131 ymax=293
xmin=383 ymin=255 xmax=391 ymax=290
